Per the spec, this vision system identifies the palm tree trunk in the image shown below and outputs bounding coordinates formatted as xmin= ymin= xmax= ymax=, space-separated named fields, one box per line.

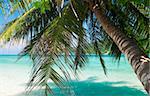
xmin=87 ymin=1 xmax=150 ymax=94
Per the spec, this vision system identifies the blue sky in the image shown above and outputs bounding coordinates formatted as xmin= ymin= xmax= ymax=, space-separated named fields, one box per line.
xmin=0 ymin=6 xmax=25 ymax=55
xmin=0 ymin=7 xmax=20 ymax=31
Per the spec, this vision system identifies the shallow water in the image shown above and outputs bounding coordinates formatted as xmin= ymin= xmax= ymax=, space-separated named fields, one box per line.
xmin=0 ymin=55 xmax=148 ymax=96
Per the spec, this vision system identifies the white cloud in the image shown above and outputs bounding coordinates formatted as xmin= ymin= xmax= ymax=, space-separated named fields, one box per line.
xmin=0 ymin=40 xmax=27 ymax=55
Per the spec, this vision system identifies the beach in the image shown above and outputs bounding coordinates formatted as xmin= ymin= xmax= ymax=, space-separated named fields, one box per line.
xmin=0 ymin=55 xmax=148 ymax=96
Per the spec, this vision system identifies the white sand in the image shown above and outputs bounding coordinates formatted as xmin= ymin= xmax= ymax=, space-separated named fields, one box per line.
xmin=0 ymin=64 xmax=30 ymax=96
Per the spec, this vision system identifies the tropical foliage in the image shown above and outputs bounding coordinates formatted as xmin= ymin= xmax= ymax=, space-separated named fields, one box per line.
xmin=0 ymin=0 xmax=149 ymax=95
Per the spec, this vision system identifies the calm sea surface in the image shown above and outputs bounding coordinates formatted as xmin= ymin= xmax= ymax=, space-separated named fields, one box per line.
xmin=0 ymin=55 xmax=148 ymax=96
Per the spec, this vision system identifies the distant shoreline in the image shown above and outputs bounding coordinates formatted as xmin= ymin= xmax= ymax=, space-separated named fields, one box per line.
xmin=0 ymin=54 xmax=125 ymax=56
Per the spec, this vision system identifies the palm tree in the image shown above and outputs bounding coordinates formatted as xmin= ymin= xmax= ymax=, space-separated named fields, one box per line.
xmin=0 ymin=0 xmax=149 ymax=95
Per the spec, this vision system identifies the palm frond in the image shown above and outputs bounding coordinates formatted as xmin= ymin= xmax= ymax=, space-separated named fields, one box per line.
xmin=0 ymin=7 xmax=35 ymax=42
xmin=19 ymin=3 xmax=89 ymax=95
xmin=0 ymin=0 xmax=149 ymax=96
xmin=86 ymin=13 xmax=108 ymax=75
xmin=99 ymin=0 xmax=150 ymax=56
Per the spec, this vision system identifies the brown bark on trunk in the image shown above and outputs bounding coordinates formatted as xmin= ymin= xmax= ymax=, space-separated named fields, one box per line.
xmin=87 ymin=1 xmax=150 ymax=94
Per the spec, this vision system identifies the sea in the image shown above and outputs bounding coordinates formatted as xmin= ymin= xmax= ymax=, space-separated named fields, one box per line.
xmin=0 ymin=55 xmax=148 ymax=96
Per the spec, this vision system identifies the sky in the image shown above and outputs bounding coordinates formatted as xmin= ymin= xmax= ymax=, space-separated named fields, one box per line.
xmin=0 ymin=41 xmax=26 ymax=55
xmin=0 ymin=3 xmax=25 ymax=55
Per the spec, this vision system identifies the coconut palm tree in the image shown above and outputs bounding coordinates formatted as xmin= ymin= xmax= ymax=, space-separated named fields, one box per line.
xmin=0 ymin=0 xmax=149 ymax=95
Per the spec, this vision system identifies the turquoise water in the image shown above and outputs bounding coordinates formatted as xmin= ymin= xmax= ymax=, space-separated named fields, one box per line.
xmin=0 ymin=55 xmax=148 ymax=96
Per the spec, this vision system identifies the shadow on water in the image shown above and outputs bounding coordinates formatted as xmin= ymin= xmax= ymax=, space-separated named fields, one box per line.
xmin=14 ymin=77 xmax=148 ymax=96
